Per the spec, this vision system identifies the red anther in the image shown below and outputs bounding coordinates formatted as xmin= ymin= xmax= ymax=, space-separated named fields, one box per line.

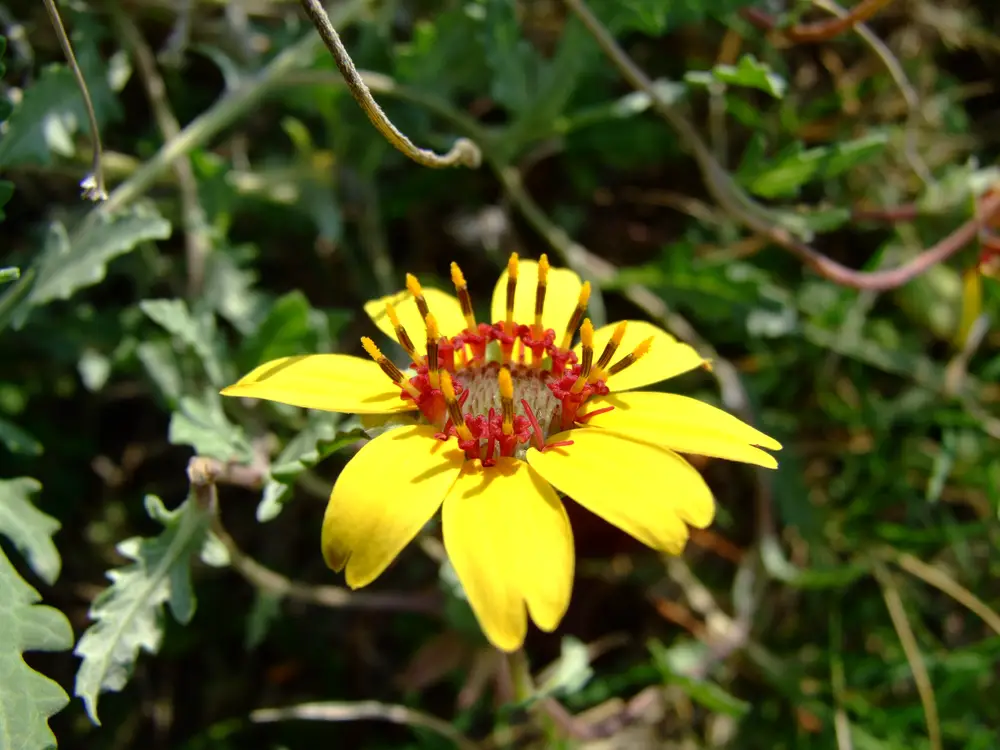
xmin=520 ymin=398 xmax=545 ymax=451
xmin=576 ymin=405 xmax=615 ymax=422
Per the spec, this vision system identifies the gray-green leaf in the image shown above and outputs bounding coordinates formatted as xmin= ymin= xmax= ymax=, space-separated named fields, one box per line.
xmin=73 ymin=494 xmax=212 ymax=725
xmin=686 ymin=54 xmax=787 ymax=99
xmin=0 ymin=478 xmax=60 ymax=585
xmin=141 ymin=298 xmax=227 ymax=386
xmin=168 ymin=391 xmax=254 ymax=464
xmin=0 ymin=548 xmax=74 ymax=750
xmin=19 ymin=204 xmax=171 ymax=322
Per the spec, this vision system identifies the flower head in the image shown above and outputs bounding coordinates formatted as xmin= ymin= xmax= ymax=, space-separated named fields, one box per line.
xmin=222 ymin=254 xmax=781 ymax=651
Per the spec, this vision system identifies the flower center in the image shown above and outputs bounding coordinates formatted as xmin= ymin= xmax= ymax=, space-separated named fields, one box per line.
xmin=361 ymin=253 xmax=653 ymax=465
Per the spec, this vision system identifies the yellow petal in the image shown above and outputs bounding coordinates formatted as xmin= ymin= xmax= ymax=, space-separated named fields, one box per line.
xmin=584 ymin=392 xmax=781 ymax=468
xmin=443 ymin=458 xmax=573 ymax=650
xmin=527 ymin=429 xmax=714 ymax=555
xmin=364 ymin=288 xmax=467 ymax=355
xmin=321 ymin=425 xmax=464 ymax=585
xmin=221 ymin=355 xmax=416 ymax=414
xmin=576 ymin=320 xmax=706 ymax=392
xmin=490 ymin=259 xmax=583 ymax=333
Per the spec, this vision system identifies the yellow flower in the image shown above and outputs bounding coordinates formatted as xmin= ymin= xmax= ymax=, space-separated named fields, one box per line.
xmin=221 ymin=254 xmax=781 ymax=651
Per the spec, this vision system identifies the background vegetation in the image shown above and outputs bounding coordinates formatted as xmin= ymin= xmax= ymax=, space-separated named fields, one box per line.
xmin=2 ymin=0 xmax=1000 ymax=748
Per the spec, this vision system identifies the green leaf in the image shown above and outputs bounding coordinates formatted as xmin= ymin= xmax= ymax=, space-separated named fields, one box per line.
xmin=0 ymin=266 xmax=19 ymax=284
xmin=258 ymin=416 xmax=359 ymax=522
xmin=0 ymin=417 xmax=43 ymax=456
xmin=648 ymin=639 xmax=751 ymax=717
xmin=169 ymin=391 xmax=253 ymax=463
xmin=686 ymin=54 xmax=787 ymax=98
xmin=737 ymin=132 xmax=889 ymax=199
xmin=481 ymin=0 xmax=544 ymax=114
xmin=141 ymin=298 xmax=227 ymax=387
xmin=0 ymin=478 xmax=60 ymax=585
xmin=0 ymin=548 xmax=74 ymax=750
xmin=74 ymin=494 xmax=212 ymax=725
xmin=18 ymin=204 xmax=171 ymax=323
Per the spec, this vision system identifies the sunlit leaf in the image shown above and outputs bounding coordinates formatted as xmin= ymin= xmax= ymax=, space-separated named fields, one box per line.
xmin=18 ymin=204 xmax=171 ymax=323
xmin=168 ymin=391 xmax=253 ymax=464
xmin=73 ymin=494 xmax=212 ymax=725
xmin=0 ymin=477 xmax=60 ymax=584
xmin=686 ymin=54 xmax=787 ymax=98
xmin=141 ymin=298 xmax=227 ymax=387
xmin=0 ymin=548 xmax=74 ymax=750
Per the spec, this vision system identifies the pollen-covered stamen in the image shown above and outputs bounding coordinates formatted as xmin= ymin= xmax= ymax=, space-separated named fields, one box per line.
xmin=361 ymin=337 xmax=421 ymax=399
xmin=570 ymin=319 xmax=595 ymax=395
xmin=498 ymin=367 xmax=515 ymax=436
xmin=533 ymin=254 xmax=549 ymax=335
xmin=406 ymin=274 xmax=430 ymax=320
xmin=597 ymin=321 xmax=627 ymax=370
xmin=385 ymin=302 xmax=420 ymax=364
xmin=425 ymin=313 xmax=441 ymax=389
xmin=451 ymin=262 xmax=477 ymax=333
xmin=607 ymin=336 xmax=654 ymax=375
xmin=505 ymin=253 xmax=519 ymax=337
xmin=561 ymin=281 xmax=591 ymax=350
xmin=440 ymin=370 xmax=474 ymax=442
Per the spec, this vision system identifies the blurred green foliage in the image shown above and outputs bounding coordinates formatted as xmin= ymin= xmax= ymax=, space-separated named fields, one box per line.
xmin=1 ymin=0 xmax=999 ymax=748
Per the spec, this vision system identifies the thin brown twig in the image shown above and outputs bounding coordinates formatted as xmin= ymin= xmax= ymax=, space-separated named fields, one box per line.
xmin=786 ymin=0 xmax=898 ymax=43
xmin=251 ymin=701 xmax=481 ymax=750
xmin=210 ymin=515 xmax=441 ymax=614
xmin=564 ymin=0 xmax=1000 ymax=291
xmin=742 ymin=0 xmax=898 ymax=43
xmin=43 ymin=0 xmax=107 ymax=200
xmin=297 ymin=0 xmax=481 ymax=169
xmin=112 ymin=7 xmax=212 ymax=297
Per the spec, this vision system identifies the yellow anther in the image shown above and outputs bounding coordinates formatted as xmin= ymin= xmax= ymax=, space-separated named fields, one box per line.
xmin=608 ymin=336 xmax=654 ymax=376
xmin=596 ymin=321 xmax=628 ymax=370
xmin=385 ymin=302 xmax=418 ymax=363
xmin=361 ymin=337 xmax=420 ymax=397
xmin=451 ymin=261 xmax=477 ymax=332
xmin=361 ymin=336 xmax=382 ymax=362
xmin=561 ymin=281 xmax=591 ymax=349
xmin=406 ymin=273 xmax=430 ymax=319
xmin=406 ymin=273 xmax=422 ymax=297
xmin=450 ymin=262 xmax=466 ymax=289
xmin=385 ymin=302 xmax=401 ymax=329
xmin=507 ymin=252 xmax=519 ymax=281
xmin=425 ymin=312 xmax=440 ymax=342
xmin=498 ymin=367 xmax=514 ymax=400
xmin=505 ymin=253 xmax=519 ymax=335
xmin=440 ymin=370 xmax=473 ymax=440
xmin=580 ymin=318 xmax=594 ymax=349
xmin=440 ymin=369 xmax=457 ymax=401
xmin=533 ymin=254 xmax=549 ymax=336
xmin=571 ymin=319 xmax=595 ymax=394
xmin=498 ymin=367 xmax=515 ymax=436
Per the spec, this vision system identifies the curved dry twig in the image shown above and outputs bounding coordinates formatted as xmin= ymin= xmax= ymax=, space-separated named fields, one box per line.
xmin=563 ymin=0 xmax=998 ymax=291
xmin=298 ymin=0 xmax=481 ymax=169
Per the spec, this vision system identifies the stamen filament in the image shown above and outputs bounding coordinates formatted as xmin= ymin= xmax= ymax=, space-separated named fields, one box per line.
xmin=361 ymin=337 xmax=420 ymax=398
xmin=406 ymin=274 xmax=430 ymax=320
xmin=561 ymin=281 xmax=591 ymax=349
xmin=533 ymin=254 xmax=549 ymax=335
xmin=450 ymin=262 xmax=477 ymax=332
xmin=425 ymin=313 xmax=441 ymax=389
xmin=608 ymin=336 xmax=654 ymax=375
xmin=440 ymin=370 xmax=473 ymax=440
xmin=498 ymin=366 xmax=515 ymax=436
xmin=385 ymin=302 xmax=420 ymax=364
xmin=505 ymin=253 xmax=518 ymax=336
xmin=571 ymin=319 xmax=594 ymax=394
